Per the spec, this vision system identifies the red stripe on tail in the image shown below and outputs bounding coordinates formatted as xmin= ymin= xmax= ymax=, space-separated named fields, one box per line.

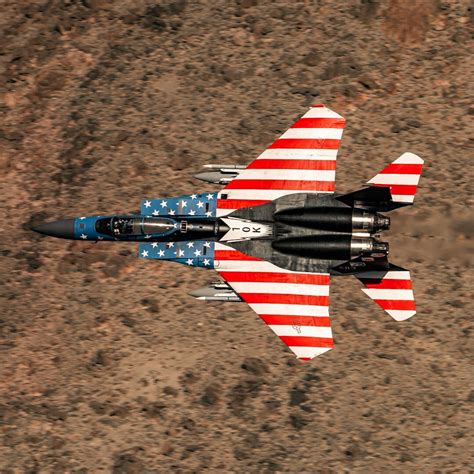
xmin=291 ymin=118 xmax=345 ymax=129
xmin=373 ymin=299 xmax=416 ymax=311
xmin=378 ymin=164 xmax=423 ymax=174
xmin=371 ymin=184 xmax=418 ymax=195
xmin=359 ymin=279 xmax=413 ymax=289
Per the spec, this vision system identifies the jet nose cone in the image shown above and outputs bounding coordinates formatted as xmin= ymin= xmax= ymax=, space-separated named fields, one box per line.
xmin=32 ymin=219 xmax=76 ymax=239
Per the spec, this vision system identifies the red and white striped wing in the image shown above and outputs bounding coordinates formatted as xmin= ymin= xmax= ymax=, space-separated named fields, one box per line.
xmin=367 ymin=152 xmax=424 ymax=204
xmin=356 ymin=270 xmax=416 ymax=321
xmin=214 ymin=243 xmax=333 ymax=360
xmin=216 ymin=105 xmax=345 ymax=217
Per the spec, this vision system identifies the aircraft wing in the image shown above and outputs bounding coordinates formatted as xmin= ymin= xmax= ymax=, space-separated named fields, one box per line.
xmin=214 ymin=243 xmax=333 ymax=360
xmin=216 ymin=104 xmax=345 ymax=216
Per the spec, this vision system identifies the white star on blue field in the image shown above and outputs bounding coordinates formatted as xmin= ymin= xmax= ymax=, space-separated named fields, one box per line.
xmin=140 ymin=192 xmax=218 ymax=217
xmin=139 ymin=240 xmax=215 ymax=268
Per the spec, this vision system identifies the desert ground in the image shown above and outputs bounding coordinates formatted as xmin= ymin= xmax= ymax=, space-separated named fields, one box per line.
xmin=1 ymin=0 xmax=473 ymax=472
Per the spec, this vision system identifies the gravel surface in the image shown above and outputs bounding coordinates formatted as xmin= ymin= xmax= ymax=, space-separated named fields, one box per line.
xmin=1 ymin=0 xmax=473 ymax=471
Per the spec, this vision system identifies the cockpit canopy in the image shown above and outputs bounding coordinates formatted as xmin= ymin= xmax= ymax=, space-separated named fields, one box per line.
xmin=95 ymin=216 xmax=176 ymax=237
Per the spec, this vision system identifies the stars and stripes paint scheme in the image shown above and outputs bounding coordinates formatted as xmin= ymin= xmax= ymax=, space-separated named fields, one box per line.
xmin=33 ymin=104 xmax=425 ymax=362
xmin=216 ymin=104 xmax=345 ymax=217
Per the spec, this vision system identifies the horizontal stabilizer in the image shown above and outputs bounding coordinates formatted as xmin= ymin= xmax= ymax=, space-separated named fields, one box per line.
xmin=355 ymin=268 xmax=416 ymax=321
xmin=367 ymin=152 xmax=424 ymax=204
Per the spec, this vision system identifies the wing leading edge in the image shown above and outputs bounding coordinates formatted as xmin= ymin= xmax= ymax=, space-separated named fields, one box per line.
xmin=216 ymin=104 xmax=345 ymax=216
xmin=215 ymin=243 xmax=333 ymax=360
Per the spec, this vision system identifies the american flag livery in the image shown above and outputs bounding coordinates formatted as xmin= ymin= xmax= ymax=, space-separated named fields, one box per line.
xmin=216 ymin=104 xmax=345 ymax=217
xmin=31 ymin=103 xmax=426 ymax=363
xmin=214 ymin=243 xmax=333 ymax=360
xmin=356 ymin=270 xmax=416 ymax=321
xmin=141 ymin=192 xmax=218 ymax=217
xmin=367 ymin=152 xmax=424 ymax=204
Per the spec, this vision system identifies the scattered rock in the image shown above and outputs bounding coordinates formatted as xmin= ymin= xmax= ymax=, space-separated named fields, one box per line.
xmin=301 ymin=50 xmax=320 ymax=67
xmin=103 ymin=255 xmax=128 ymax=278
xmin=238 ymin=0 xmax=258 ymax=8
xmin=228 ymin=378 xmax=263 ymax=413
xmin=142 ymin=6 xmax=168 ymax=32
xmin=112 ymin=451 xmax=145 ymax=474
xmin=321 ymin=58 xmax=361 ymax=80
xmin=163 ymin=386 xmax=178 ymax=396
xmin=289 ymin=387 xmax=308 ymax=406
xmin=399 ymin=452 xmax=415 ymax=463
xmin=221 ymin=66 xmax=244 ymax=83
xmin=141 ymin=402 xmax=166 ymax=419
xmin=406 ymin=118 xmax=421 ymax=128
xmin=289 ymin=413 xmax=308 ymax=430
xmin=233 ymin=447 xmax=248 ymax=460
xmin=241 ymin=357 xmax=268 ymax=376
xmin=90 ymin=349 xmax=110 ymax=367
xmin=200 ymin=384 xmax=220 ymax=406
xmin=141 ymin=297 xmax=160 ymax=314
xmin=121 ymin=315 xmax=136 ymax=328
xmin=181 ymin=416 xmax=195 ymax=430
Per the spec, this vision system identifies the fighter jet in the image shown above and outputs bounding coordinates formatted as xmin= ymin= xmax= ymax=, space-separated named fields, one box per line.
xmin=33 ymin=105 xmax=424 ymax=361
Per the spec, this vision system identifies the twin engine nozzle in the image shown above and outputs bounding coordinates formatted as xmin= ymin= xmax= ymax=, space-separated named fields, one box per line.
xmin=272 ymin=206 xmax=390 ymax=261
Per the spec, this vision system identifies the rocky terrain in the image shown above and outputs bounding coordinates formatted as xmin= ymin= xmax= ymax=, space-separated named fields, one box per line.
xmin=1 ymin=0 xmax=473 ymax=471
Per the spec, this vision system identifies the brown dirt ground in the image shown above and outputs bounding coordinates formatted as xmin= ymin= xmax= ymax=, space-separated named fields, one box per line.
xmin=1 ymin=0 xmax=473 ymax=472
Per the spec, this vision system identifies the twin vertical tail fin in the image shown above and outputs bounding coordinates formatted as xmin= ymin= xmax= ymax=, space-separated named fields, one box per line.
xmin=337 ymin=152 xmax=424 ymax=212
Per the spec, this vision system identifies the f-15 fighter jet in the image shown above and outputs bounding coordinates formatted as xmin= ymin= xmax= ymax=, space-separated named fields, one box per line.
xmin=33 ymin=105 xmax=424 ymax=361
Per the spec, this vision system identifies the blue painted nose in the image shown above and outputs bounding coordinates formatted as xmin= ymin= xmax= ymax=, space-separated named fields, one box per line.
xmin=32 ymin=219 xmax=76 ymax=239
